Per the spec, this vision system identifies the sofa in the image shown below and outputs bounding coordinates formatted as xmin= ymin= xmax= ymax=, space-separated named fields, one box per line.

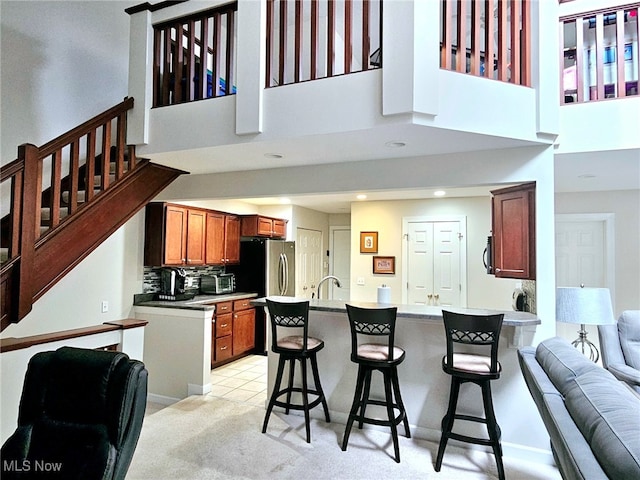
xmin=598 ymin=310 xmax=640 ymax=394
xmin=518 ymin=336 xmax=640 ymax=480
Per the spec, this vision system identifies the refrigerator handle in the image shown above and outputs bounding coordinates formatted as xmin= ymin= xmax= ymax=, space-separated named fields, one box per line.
xmin=278 ymin=253 xmax=285 ymax=295
xmin=282 ymin=252 xmax=289 ymax=295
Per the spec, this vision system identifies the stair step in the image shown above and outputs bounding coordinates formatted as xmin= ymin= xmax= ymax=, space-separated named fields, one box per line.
xmin=93 ymin=174 xmax=116 ymax=187
xmin=40 ymin=207 xmax=70 ymax=223
xmin=61 ymin=189 xmax=101 ymax=205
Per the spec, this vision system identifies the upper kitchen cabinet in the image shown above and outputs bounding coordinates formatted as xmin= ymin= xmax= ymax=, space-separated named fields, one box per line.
xmin=144 ymin=203 xmax=206 ymax=266
xmin=205 ymin=212 xmax=240 ymax=265
xmin=491 ymin=183 xmax=536 ymax=280
xmin=241 ymin=215 xmax=287 ymax=238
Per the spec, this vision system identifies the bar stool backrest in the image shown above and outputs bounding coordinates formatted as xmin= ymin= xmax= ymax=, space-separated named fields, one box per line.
xmin=266 ymin=299 xmax=311 ymax=352
xmin=442 ymin=310 xmax=504 ymax=374
xmin=346 ymin=304 xmax=398 ymax=362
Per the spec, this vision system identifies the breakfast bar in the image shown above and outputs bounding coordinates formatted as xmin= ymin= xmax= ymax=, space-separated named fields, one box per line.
xmin=252 ymin=297 xmax=545 ymax=458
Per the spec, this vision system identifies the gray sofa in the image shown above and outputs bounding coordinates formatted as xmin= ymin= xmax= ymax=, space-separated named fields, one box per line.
xmin=518 ymin=336 xmax=640 ymax=480
xmin=598 ymin=310 xmax=640 ymax=394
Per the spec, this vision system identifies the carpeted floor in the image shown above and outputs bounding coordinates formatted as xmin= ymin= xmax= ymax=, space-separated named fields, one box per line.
xmin=127 ymin=394 xmax=561 ymax=480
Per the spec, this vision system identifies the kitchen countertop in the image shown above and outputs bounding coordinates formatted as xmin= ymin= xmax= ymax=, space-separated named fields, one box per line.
xmin=251 ymin=296 xmax=540 ymax=327
xmin=134 ymin=292 xmax=258 ymax=311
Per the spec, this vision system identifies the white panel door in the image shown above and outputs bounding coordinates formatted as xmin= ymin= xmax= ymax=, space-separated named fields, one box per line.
xmin=296 ymin=228 xmax=322 ymax=299
xmin=406 ymin=220 xmax=462 ymax=307
xmin=407 ymin=222 xmax=434 ymax=305
xmin=330 ymin=227 xmax=350 ymax=300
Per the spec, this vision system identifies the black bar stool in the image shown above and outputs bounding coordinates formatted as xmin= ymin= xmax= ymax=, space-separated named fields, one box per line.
xmin=262 ymin=298 xmax=330 ymax=443
xmin=341 ymin=304 xmax=410 ymax=463
xmin=434 ymin=310 xmax=505 ymax=480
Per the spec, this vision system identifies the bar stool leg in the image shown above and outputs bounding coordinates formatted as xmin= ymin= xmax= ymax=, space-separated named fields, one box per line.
xmin=435 ymin=377 xmax=461 ymax=471
xmin=482 ymin=381 xmax=505 ymax=480
xmin=285 ymin=358 xmax=295 ymax=415
xmin=358 ymin=368 xmax=373 ymax=429
xmin=310 ymin=353 xmax=331 ymax=422
xmin=342 ymin=365 xmax=367 ymax=451
xmin=263 ymin=355 xmax=287 ymax=434
xmin=383 ymin=371 xmax=401 ymax=463
xmin=300 ymin=358 xmax=311 ymax=443
xmin=391 ymin=367 xmax=411 ymax=438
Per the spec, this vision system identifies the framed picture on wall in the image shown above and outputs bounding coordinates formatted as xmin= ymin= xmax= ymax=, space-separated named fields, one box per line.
xmin=360 ymin=231 xmax=378 ymax=253
xmin=373 ymin=256 xmax=395 ymax=274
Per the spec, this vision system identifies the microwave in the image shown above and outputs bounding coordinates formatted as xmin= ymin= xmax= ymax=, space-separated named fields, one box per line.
xmin=201 ymin=274 xmax=235 ymax=294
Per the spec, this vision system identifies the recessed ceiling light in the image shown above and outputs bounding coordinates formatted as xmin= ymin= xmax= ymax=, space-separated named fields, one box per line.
xmin=356 ymin=194 xmax=367 ymax=200
xmin=434 ymin=190 xmax=446 ymax=197
xmin=385 ymin=141 xmax=406 ymax=148
xmin=264 ymin=153 xmax=283 ymax=159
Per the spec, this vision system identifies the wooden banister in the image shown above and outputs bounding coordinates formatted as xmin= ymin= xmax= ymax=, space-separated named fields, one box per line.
xmin=0 ymin=318 xmax=148 ymax=353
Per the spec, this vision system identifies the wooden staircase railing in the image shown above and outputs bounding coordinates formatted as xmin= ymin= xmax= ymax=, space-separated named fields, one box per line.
xmin=0 ymin=97 xmax=186 ymax=331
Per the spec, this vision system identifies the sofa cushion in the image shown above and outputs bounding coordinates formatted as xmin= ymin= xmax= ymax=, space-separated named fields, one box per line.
xmin=618 ymin=310 xmax=640 ymax=370
xmin=564 ymin=370 xmax=640 ymax=479
xmin=535 ymin=337 xmax=601 ymax=395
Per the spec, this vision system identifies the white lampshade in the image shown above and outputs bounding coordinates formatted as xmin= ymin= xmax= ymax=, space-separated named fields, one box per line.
xmin=556 ymin=287 xmax=615 ymax=325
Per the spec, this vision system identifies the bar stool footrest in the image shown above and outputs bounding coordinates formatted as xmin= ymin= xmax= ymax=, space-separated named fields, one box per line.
xmin=272 ymin=387 xmax=325 ymax=411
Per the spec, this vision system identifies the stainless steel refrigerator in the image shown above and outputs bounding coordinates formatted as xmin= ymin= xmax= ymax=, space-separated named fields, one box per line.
xmin=227 ymin=239 xmax=295 ymax=353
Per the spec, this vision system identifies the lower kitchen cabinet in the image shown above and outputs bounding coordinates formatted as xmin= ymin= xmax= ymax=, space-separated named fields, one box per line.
xmin=211 ymin=299 xmax=256 ymax=367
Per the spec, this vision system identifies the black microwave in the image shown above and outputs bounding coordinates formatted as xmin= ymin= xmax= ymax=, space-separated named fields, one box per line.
xmin=201 ymin=274 xmax=235 ymax=294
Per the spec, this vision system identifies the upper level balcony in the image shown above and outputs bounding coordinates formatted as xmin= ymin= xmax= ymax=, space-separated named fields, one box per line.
xmin=126 ymin=0 xmax=562 ymax=174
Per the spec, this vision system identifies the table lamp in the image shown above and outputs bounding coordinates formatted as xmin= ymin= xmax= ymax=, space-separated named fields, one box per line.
xmin=556 ymin=286 xmax=615 ymax=363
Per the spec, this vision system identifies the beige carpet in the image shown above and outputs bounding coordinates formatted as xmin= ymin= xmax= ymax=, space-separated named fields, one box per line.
xmin=128 ymin=395 xmax=561 ymax=480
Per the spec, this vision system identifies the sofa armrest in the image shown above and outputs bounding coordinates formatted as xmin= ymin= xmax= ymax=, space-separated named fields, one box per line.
xmin=607 ymin=363 xmax=640 ymax=388
xmin=598 ymin=324 xmax=626 ymax=369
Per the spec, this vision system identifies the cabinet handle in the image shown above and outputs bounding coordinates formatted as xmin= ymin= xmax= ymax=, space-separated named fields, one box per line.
xmin=221 ymin=346 xmax=228 ymax=350
xmin=234 ymin=314 xmax=238 ymax=319
xmin=220 ymin=323 xmax=228 ymax=328
xmin=495 ymin=268 xmax=502 ymax=273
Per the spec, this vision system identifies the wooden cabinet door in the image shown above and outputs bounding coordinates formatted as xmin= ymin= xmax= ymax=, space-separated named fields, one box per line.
xmin=206 ymin=212 xmax=225 ymax=264
xmin=186 ymin=209 xmax=206 ymax=265
xmin=224 ymin=215 xmax=241 ymax=263
xmin=257 ymin=217 xmax=273 ymax=236
xmin=164 ymin=205 xmax=188 ymax=265
xmin=491 ymin=183 xmax=535 ymax=279
xmin=233 ymin=308 xmax=255 ymax=355
xmin=272 ymin=219 xmax=286 ymax=238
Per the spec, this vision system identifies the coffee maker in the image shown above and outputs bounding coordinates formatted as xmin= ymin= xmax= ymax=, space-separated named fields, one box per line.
xmin=160 ymin=267 xmax=187 ymax=299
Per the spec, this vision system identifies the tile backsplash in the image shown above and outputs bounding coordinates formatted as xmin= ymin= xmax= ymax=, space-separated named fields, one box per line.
xmin=143 ymin=266 xmax=226 ymax=294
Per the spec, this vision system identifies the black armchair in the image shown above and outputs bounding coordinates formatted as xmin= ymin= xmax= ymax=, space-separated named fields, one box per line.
xmin=1 ymin=346 xmax=148 ymax=479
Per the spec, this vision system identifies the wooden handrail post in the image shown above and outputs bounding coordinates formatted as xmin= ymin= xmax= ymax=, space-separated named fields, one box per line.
xmin=16 ymin=143 xmax=39 ymax=321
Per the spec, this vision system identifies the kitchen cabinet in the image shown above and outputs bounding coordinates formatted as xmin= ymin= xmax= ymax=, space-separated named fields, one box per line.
xmin=240 ymin=215 xmax=287 ymax=238
xmin=205 ymin=212 xmax=240 ymax=265
xmin=491 ymin=182 xmax=536 ymax=280
xmin=211 ymin=298 xmax=255 ymax=367
xmin=212 ymin=301 xmax=233 ymax=365
xmin=144 ymin=203 xmax=206 ymax=266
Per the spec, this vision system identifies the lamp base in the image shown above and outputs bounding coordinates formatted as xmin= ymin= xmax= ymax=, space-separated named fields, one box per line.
xmin=571 ymin=324 xmax=599 ymax=363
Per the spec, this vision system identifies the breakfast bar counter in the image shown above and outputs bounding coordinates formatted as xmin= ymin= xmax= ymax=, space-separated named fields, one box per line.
xmin=252 ymin=297 xmax=549 ymax=461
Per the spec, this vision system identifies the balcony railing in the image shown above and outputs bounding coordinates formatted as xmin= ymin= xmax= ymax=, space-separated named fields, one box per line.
xmin=440 ymin=0 xmax=531 ymax=86
xmin=265 ymin=0 xmax=382 ymax=88
xmin=561 ymin=3 xmax=640 ymax=104
xmin=152 ymin=3 xmax=238 ymax=107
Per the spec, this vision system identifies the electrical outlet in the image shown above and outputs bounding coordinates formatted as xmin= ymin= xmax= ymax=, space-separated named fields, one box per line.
xmin=101 ymin=301 xmax=109 ymax=313
xmin=357 ymin=277 xmax=365 ymax=286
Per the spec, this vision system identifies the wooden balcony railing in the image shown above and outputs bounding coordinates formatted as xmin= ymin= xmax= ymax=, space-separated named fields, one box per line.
xmin=560 ymin=3 xmax=639 ymax=104
xmin=152 ymin=2 xmax=238 ymax=107
xmin=440 ymin=0 xmax=531 ymax=87
xmin=265 ymin=0 xmax=382 ymax=88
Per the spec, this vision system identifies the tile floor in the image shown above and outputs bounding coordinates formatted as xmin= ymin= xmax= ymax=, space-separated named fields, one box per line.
xmin=208 ymin=354 xmax=268 ymax=406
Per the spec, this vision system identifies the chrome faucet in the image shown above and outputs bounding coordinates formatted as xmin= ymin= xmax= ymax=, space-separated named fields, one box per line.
xmin=315 ymin=275 xmax=342 ymax=300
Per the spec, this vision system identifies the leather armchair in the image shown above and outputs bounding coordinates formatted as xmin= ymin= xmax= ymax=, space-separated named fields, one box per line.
xmin=598 ymin=310 xmax=640 ymax=394
xmin=1 ymin=346 xmax=148 ymax=479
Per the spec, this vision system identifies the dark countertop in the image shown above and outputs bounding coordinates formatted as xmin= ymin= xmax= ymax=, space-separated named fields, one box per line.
xmin=251 ymin=296 xmax=541 ymax=327
xmin=134 ymin=292 xmax=259 ymax=311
